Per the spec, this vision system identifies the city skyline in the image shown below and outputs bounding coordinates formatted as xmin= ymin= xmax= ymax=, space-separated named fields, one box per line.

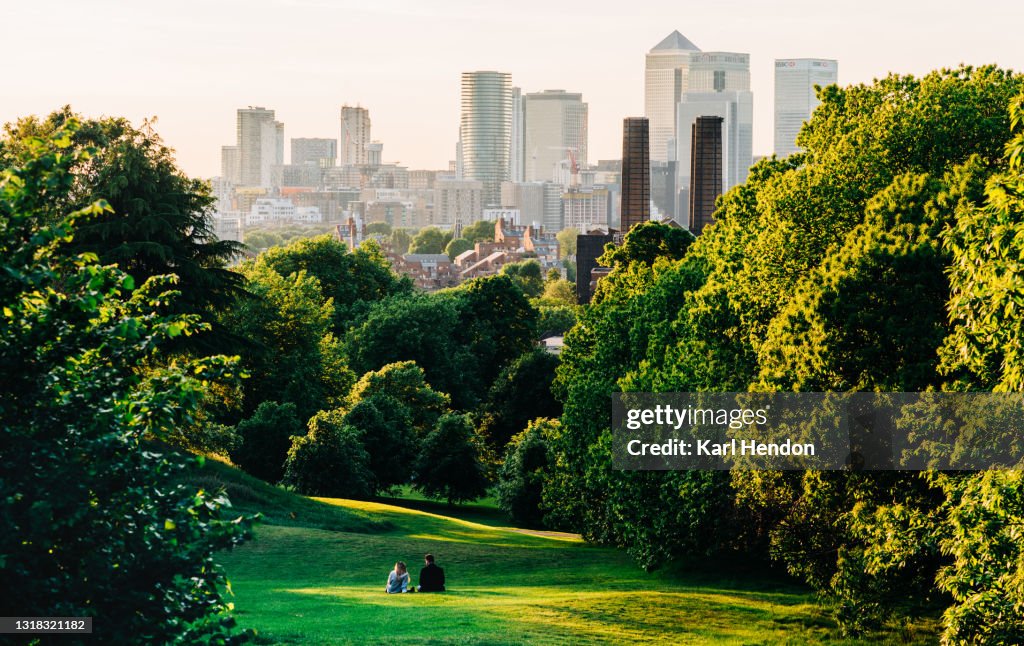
xmin=5 ymin=0 xmax=1023 ymax=178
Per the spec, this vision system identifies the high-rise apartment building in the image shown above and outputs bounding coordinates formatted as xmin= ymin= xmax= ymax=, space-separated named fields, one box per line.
xmin=689 ymin=116 xmax=724 ymax=235
xmin=620 ymin=118 xmax=651 ymax=232
xmin=523 ymin=90 xmax=588 ymax=184
xmin=340 ymin=105 xmax=371 ymax=166
xmin=510 ymin=87 xmax=525 ymax=183
xmin=460 ymin=71 xmax=513 ymax=208
xmin=435 ymin=178 xmax=484 ymax=228
xmin=291 ymin=138 xmax=337 ymax=167
xmin=675 ymin=52 xmax=753 ymax=224
xmin=644 ymin=31 xmax=701 ymax=163
xmin=237 ymin=107 xmax=283 ymax=187
xmin=774 ymin=59 xmax=838 ymax=157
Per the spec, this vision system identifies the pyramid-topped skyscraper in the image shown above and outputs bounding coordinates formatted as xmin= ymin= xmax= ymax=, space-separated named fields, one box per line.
xmin=645 ymin=30 xmax=701 ymax=163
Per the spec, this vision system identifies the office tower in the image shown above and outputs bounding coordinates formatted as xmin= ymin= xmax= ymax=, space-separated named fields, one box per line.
xmin=291 ymin=138 xmax=337 ymax=167
xmin=237 ymin=107 xmax=282 ymax=187
xmin=645 ymin=30 xmax=701 ymax=163
xmin=620 ymin=118 xmax=651 ymax=232
xmin=562 ymin=186 xmax=609 ymax=231
xmin=460 ymin=71 xmax=513 ymax=208
xmin=774 ymin=59 xmax=838 ymax=157
xmin=501 ymin=181 xmax=544 ymax=224
xmin=523 ymin=90 xmax=588 ymax=184
xmin=689 ymin=116 xmax=723 ymax=235
xmin=220 ymin=145 xmax=240 ymax=184
xmin=340 ymin=105 xmax=371 ymax=166
xmin=675 ymin=52 xmax=753 ymax=223
xmin=510 ymin=87 xmax=525 ymax=183
xmin=541 ymin=182 xmax=564 ymax=232
xmin=367 ymin=142 xmax=383 ymax=167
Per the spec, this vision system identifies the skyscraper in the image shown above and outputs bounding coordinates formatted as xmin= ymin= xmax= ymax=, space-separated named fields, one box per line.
xmin=236 ymin=107 xmax=282 ymax=188
xmin=620 ymin=117 xmax=650 ymax=232
xmin=675 ymin=52 xmax=753 ymax=223
xmin=523 ymin=90 xmax=588 ymax=184
xmin=220 ymin=145 xmax=240 ymax=184
xmin=510 ymin=87 xmax=525 ymax=183
xmin=460 ymin=71 xmax=513 ymax=208
xmin=774 ymin=59 xmax=838 ymax=157
xmin=644 ymin=30 xmax=701 ymax=163
xmin=689 ymin=116 xmax=724 ymax=235
xmin=340 ymin=105 xmax=371 ymax=166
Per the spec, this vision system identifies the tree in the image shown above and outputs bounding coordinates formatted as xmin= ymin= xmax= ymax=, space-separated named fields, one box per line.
xmin=365 ymin=221 xmax=392 ymax=236
xmin=478 ymin=349 xmax=562 ymax=451
xmin=408 ymin=226 xmax=452 ymax=254
xmin=556 ymin=227 xmax=579 ymax=258
xmin=257 ymin=234 xmax=411 ymax=331
xmin=282 ymin=410 xmax=373 ymax=498
xmin=462 ymin=219 xmax=496 ymax=242
xmin=497 ymin=419 xmax=556 ymax=528
xmin=230 ymin=401 xmax=305 ymax=484
xmin=0 ymin=108 xmax=247 ymax=354
xmin=445 ymin=236 xmax=474 ymax=260
xmin=500 ymin=259 xmax=544 ymax=297
xmin=537 ymin=278 xmax=577 ymax=307
xmin=390 ymin=228 xmax=413 ymax=254
xmin=0 ymin=120 xmax=252 ymax=642
xmin=536 ymin=305 xmax=578 ymax=337
xmin=415 ymin=414 xmax=489 ymax=505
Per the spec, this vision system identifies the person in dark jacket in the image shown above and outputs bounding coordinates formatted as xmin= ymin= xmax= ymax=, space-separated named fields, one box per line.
xmin=417 ymin=554 xmax=446 ymax=592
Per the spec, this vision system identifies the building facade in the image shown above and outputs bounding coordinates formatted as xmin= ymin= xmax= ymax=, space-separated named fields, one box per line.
xmin=435 ymin=178 xmax=484 ymax=228
xmin=689 ymin=116 xmax=724 ymax=235
xmin=291 ymin=138 xmax=337 ymax=167
xmin=237 ymin=107 xmax=283 ymax=188
xmin=774 ymin=59 xmax=838 ymax=157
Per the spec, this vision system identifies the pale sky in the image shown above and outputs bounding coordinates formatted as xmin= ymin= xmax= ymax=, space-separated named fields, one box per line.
xmin=4 ymin=0 xmax=1023 ymax=178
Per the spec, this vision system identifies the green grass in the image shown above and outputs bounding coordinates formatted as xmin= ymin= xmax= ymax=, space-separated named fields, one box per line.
xmin=197 ymin=463 xmax=939 ymax=644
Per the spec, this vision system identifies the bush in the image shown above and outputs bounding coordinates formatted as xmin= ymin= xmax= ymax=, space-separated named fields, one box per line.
xmin=282 ymin=410 xmax=373 ymax=498
xmin=230 ymin=401 xmax=305 ymax=483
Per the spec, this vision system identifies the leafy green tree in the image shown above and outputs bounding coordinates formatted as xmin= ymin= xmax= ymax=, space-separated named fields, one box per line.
xmin=556 ymin=227 xmax=579 ymax=258
xmin=497 ymin=419 xmax=556 ymax=528
xmin=282 ymin=410 xmax=373 ymax=498
xmin=365 ymin=221 xmax=392 ymax=236
xmin=390 ymin=228 xmax=413 ymax=254
xmin=408 ymin=226 xmax=452 ymax=254
xmin=245 ymin=230 xmax=285 ymax=252
xmin=536 ymin=305 xmax=578 ymax=337
xmin=461 ymin=219 xmax=495 ymax=242
xmin=478 ymin=349 xmax=562 ymax=451
xmin=0 ymin=108 xmax=246 ymax=354
xmin=445 ymin=236 xmax=474 ymax=260
xmin=221 ymin=263 xmax=354 ymax=422
xmin=537 ymin=278 xmax=577 ymax=306
xmin=257 ymin=234 xmax=411 ymax=330
xmin=342 ymin=397 xmax=416 ymax=492
xmin=230 ymin=401 xmax=305 ymax=483
xmin=415 ymin=413 xmax=490 ymax=505
xmin=0 ymin=121 xmax=252 ymax=642
xmin=346 ymin=361 xmax=449 ymax=437
xmin=500 ymin=259 xmax=544 ymax=297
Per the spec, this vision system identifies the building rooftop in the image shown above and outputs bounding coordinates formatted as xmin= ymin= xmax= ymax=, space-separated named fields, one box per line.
xmin=403 ymin=254 xmax=451 ymax=263
xmin=651 ymin=30 xmax=700 ymax=53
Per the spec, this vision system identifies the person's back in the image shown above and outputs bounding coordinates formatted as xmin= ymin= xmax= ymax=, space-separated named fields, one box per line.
xmin=418 ymin=554 xmax=445 ymax=592
xmin=385 ymin=561 xmax=409 ymax=594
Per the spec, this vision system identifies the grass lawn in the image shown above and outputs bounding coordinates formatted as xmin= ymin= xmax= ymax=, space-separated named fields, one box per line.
xmin=199 ymin=462 xmax=939 ymax=645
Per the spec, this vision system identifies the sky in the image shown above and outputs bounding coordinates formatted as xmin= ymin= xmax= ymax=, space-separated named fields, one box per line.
xmin=4 ymin=0 xmax=1024 ymax=178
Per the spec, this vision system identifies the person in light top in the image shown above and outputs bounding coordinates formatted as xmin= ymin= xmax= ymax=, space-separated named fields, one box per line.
xmin=385 ymin=561 xmax=409 ymax=594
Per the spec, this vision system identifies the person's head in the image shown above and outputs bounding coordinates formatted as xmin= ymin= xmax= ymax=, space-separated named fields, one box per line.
xmin=424 ymin=554 xmax=435 ymax=565
xmin=395 ymin=561 xmax=407 ymax=575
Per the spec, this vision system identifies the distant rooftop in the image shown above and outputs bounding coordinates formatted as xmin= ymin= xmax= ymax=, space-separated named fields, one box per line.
xmin=651 ymin=30 xmax=700 ymax=53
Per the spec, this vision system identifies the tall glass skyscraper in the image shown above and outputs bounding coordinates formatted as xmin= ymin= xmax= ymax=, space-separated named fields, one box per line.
xmin=460 ymin=71 xmax=513 ymax=208
xmin=523 ymin=90 xmax=588 ymax=183
xmin=644 ymin=31 xmax=701 ymax=163
xmin=774 ymin=59 xmax=838 ymax=157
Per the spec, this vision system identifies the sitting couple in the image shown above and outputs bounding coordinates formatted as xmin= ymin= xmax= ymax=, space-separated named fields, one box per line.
xmin=385 ymin=554 xmax=446 ymax=594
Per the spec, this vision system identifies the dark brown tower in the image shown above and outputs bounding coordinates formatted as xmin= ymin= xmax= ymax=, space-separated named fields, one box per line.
xmin=620 ymin=117 xmax=650 ymax=232
xmin=688 ymin=116 xmax=723 ymax=235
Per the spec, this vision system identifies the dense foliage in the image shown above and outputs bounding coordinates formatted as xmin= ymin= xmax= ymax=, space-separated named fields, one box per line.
xmin=0 ymin=122 xmax=253 ymax=642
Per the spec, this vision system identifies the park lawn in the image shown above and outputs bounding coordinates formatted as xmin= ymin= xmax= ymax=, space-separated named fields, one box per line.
xmin=212 ymin=485 xmax=940 ymax=645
